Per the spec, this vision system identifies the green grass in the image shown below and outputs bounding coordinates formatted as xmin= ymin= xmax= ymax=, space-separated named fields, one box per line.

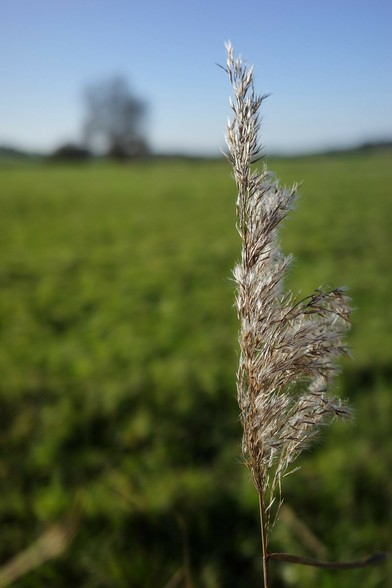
xmin=0 ymin=153 xmax=391 ymax=587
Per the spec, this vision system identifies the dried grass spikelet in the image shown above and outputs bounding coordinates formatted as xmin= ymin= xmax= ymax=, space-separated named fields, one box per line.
xmin=224 ymin=42 xmax=351 ymax=520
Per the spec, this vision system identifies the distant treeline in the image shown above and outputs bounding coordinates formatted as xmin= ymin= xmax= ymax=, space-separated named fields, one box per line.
xmin=1 ymin=139 xmax=392 ymax=164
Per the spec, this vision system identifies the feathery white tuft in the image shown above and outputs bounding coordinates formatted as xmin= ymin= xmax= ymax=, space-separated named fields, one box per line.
xmin=225 ymin=43 xmax=351 ymax=519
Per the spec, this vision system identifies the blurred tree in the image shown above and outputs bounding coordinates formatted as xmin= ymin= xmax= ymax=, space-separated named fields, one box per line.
xmin=49 ymin=143 xmax=91 ymax=162
xmin=83 ymin=77 xmax=149 ymax=160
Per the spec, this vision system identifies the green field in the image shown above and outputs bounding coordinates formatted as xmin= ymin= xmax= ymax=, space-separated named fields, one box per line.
xmin=0 ymin=153 xmax=391 ymax=587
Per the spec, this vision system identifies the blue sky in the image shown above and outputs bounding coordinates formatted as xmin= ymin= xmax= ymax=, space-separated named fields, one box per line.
xmin=1 ymin=0 xmax=391 ymax=155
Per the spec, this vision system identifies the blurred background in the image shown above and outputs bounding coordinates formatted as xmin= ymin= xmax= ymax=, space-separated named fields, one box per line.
xmin=0 ymin=1 xmax=391 ymax=587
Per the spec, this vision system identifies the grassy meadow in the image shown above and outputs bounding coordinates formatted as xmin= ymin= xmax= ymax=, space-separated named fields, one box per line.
xmin=0 ymin=152 xmax=391 ymax=587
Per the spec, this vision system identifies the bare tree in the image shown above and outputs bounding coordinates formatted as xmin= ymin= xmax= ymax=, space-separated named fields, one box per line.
xmin=83 ymin=76 xmax=149 ymax=159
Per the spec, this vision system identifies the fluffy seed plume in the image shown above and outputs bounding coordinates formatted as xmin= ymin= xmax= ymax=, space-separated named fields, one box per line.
xmin=225 ymin=42 xmax=351 ymax=516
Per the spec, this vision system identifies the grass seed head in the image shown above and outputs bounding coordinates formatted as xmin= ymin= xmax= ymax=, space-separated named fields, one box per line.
xmin=225 ymin=44 xmax=351 ymax=518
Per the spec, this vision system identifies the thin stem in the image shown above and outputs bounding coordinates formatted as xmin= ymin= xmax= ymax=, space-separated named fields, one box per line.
xmin=269 ymin=551 xmax=388 ymax=570
xmin=258 ymin=491 xmax=270 ymax=588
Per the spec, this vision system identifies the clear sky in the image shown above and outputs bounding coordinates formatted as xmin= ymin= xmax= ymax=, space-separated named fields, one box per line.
xmin=1 ymin=0 xmax=391 ymax=155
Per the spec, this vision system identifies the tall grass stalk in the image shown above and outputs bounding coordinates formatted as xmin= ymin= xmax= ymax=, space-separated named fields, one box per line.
xmin=224 ymin=43 xmax=353 ymax=586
